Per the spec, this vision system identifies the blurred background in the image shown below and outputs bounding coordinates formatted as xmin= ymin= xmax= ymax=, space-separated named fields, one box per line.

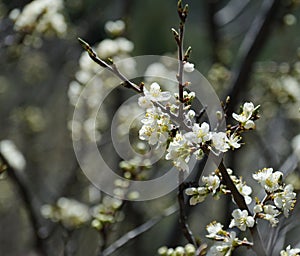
xmin=0 ymin=0 xmax=300 ymax=255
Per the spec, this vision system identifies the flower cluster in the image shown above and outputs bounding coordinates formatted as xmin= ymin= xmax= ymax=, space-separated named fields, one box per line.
xmin=253 ymin=168 xmax=296 ymax=221
xmin=9 ymin=0 xmax=67 ymax=36
xmin=138 ymin=84 xmax=260 ymax=171
xmin=91 ymin=196 xmax=123 ymax=231
xmin=158 ymin=243 xmax=196 ymax=256
xmin=185 ymin=172 xmax=221 ymax=205
xmin=186 ymin=166 xmax=297 ymax=254
xmin=206 ymin=221 xmax=252 ymax=256
xmin=41 ymin=197 xmax=91 ymax=229
xmin=185 ymin=168 xmax=253 ymax=206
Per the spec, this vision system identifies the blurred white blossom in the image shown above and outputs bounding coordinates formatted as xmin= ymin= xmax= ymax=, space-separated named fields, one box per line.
xmin=10 ymin=0 xmax=67 ymax=36
xmin=105 ymin=20 xmax=125 ymax=35
xmin=0 ymin=140 xmax=26 ymax=172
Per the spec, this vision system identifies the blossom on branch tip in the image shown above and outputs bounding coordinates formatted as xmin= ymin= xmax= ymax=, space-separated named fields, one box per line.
xmin=232 ymin=102 xmax=259 ymax=129
xmin=183 ymin=62 xmax=195 ymax=72
xmin=142 ymin=82 xmax=171 ymax=103
xmin=229 ymin=209 xmax=254 ymax=231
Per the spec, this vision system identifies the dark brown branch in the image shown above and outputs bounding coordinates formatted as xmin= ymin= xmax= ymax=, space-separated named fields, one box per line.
xmin=78 ymin=38 xmax=141 ymax=93
xmin=99 ymin=205 xmax=178 ymax=256
xmin=178 ymin=171 xmax=197 ymax=246
xmin=224 ymin=0 xmax=280 ymax=115
xmin=203 ymin=147 xmax=266 ymax=255
xmin=217 ymin=160 xmax=248 ymax=211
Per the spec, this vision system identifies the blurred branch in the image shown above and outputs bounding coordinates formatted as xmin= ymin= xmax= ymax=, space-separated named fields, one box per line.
xmin=99 ymin=204 xmax=178 ymax=256
xmin=166 ymin=157 xmax=207 ymax=246
xmin=224 ymin=0 xmax=280 ymax=115
xmin=205 ymin=0 xmax=221 ymax=63
xmin=178 ymin=171 xmax=197 ymax=246
xmin=0 ymin=152 xmax=48 ymax=256
xmin=214 ymin=0 xmax=251 ymax=27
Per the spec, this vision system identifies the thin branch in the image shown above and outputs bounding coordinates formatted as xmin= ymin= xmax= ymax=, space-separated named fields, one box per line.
xmin=224 ymin=0 xmax=280 ymax=115
xmin=178 ymin=171 xmax=197 ymax=246
xmin=78 ymin=38 xmax=142 ymax=93
xmin=0 ymin=152 xmax=48 ymax=256
xmin=99 ymin=205 xmax=178 ymax=256
xmin=206 ymin=0 xmax=221 ymax=63
xmin=214 ymin=0 xmax=251 ymax=27
xmin=202 ymin=146 xmax=266 ymax=255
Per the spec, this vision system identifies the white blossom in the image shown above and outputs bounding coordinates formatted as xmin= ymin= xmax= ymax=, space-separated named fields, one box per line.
xmin=11 ymin=0 xmax=67 ymax=36
xmin=280 ymin=245 xmax=300 ymax=256
xmin=236 ymin=182 xmax=252 ymax=205
xmin=227 ymin=134 xmax=241 ymax=149
xmin=184 ymin=122 xmax=211 ymax=144
xmin=202 ymin=174 xmax=220 ymax=194
xmin=166 ymin=133 xmax=191 ymax=171
xmin=0 ymin=140 xmax=26 ymax=172
xmin=104 ymin=20 xmax=125 ymax=35
xmin=262 ymin=205 xmax=280 ymax=227
xmin=229 ymin=209 xmax=254 ymax=231
xmin=206 ymin=222 xmax=224 ymax=239
xmin=185 ymin=186 xmax=207 ymax=205
xmin=232 ymin=102 xmax=259 ymax=129
xmin=142 ymin=82 xmax=171 ymax=103
xmin=253 ymin=204 xmax=263 ymax=214
xmin=274 ymin=184 xmax=296 ymax=217
xmin=41 ymin=197 xmax=90 ymax=228
xmin=183 ymin=62 xmax=195 ymax=72
xmin=96 ymin=37 xmax=134 ymax=59
xmin=253 ymin=168 xmax=283 ymax=192
xmin=207 ymin=231 xmax=238 ymax=256
xmin=211 ymin=132 xmax=230 ymax=153
xmin=139 ymin=107 xmax=171 ymax=146
xmin=138 ymin=96 xmax=153 ymax=109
